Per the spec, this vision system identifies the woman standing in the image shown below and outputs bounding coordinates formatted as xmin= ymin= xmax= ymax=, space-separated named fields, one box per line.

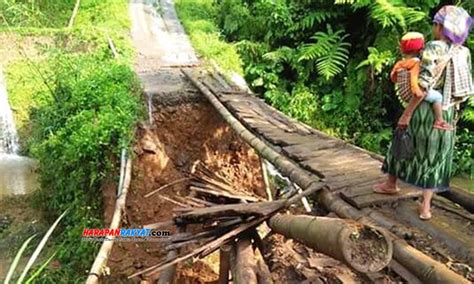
xmin=374 ymin=6 xmax=473 ymax=220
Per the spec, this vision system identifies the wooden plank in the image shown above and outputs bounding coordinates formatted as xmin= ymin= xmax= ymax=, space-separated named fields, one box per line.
xmin=299 ymin=148 xmax=358 ymax=173
xmin=174 ymin=201 xmax=286 ymax=224
xmin=262 ymin=132 xmax=316 ymax=146
xmin=323 ymin=162 xmax=382 ymax=178
xmin=348 ymin=188 xmax=421 ymax=208
xmin=325 ymin=171 xmax=382 ymax=190
xmin=282 ymin=139 xmax=343 ymax=157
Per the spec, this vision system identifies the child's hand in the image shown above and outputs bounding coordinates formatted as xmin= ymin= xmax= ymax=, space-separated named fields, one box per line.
xmin=397 ymin=115 xmax=410 ymax=128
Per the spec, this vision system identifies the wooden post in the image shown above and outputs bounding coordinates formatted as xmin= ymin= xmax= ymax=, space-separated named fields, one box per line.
xmin=218 ymin=245 xmax=232 ymax=284
xmin=230 ymin=237 xmax=258 ymax=284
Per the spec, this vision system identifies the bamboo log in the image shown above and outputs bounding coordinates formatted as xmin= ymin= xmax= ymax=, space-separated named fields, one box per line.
xmin=260 ymin=159 xmax=273 ymax=201
xmin=86 ymin=150 xmax=132 ymax=284
xmin=268 ymin=214 xmax=392 ymax=273
xmin=230 ymin=237 xmax=258 ymax=284
xmin=440 ymin=186 xmax=474 ymax=213
xmin=315 ymin=188 xmax=470 ymax=284
xmin=218 ymin=245 xmax=232 ymax=284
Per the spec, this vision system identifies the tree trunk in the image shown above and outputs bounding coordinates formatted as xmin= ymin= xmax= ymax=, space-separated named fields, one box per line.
xmin=268 ymin=214 xmax=393 ymax=273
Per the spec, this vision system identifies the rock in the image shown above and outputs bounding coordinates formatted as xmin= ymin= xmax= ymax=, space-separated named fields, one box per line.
xmin=142 ymin=140 xmax=157 ymax=154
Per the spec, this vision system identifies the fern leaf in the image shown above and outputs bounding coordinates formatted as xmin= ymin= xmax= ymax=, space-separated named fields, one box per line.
xmin=298 ymin=26 xmax=351 ymax=80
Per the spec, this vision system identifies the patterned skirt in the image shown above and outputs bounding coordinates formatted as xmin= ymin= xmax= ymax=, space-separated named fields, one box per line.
xmin=382 ymin=101 xmax=455 ymax=192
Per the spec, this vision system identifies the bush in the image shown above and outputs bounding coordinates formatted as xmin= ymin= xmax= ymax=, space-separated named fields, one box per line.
xmin=29 ymin=54 xmax=140 ymax=280
xmin=182 ymin=0 xmax=473 ymax=176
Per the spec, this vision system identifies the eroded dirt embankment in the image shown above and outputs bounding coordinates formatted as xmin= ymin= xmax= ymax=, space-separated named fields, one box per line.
xmin=104 ymin=101 xmax=265 ymax=282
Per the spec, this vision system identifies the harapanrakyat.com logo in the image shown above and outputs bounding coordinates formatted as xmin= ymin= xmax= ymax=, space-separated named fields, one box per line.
xmin=82 ymin=228 xmax=171 ymax=242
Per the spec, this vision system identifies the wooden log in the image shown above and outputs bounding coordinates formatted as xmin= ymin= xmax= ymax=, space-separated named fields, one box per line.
xmin=256 ymin=259 xmax=273 ymax=284
xmin=219 ymin=245 xmax=232 ymax=284
xmin=157 ymin=226 xmax=186 ymax=284
xmin=314 ymin=188 xmax=470 ymax=284
xmin=156 ymin=250 xmax=177 ymax=284
xmin=129 ymin=215 xmax=268 ymax=279
xmin=129 ymin=183 xmax=323 ymax=279
xmin=190 ymin=185 xmax=261 ymax=203
xmin=230 ymin=237 xmax=258 ymax=284
xmin=268 ymin=214 xmax=393 ymax=273
xmin=439 ymin=185 xmax=474 ymax=213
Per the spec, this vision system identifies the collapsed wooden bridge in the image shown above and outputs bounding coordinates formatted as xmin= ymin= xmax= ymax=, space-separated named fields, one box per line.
xmin=87 ymin=65 xmax=474 ymax=284
xmin=86 ymin=1 xmax=474 ymax=282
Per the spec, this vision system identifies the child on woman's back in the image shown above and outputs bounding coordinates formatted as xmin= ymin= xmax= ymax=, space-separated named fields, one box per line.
xmin=391 ymin=32 xmax=452 ymax=130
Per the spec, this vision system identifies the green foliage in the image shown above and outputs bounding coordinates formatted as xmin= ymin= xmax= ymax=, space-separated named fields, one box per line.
xmin=28 ymin=54 xmax=139 ymax=280
xmin=0 ymin=0 xmax=75 ymax=27
xmin=2 ymin=0 xmax=141 ymax=281
xmin=180 ymin=0 xmax=473 ymax=176
xmin=298 ymin=26 xmax=351 ymax=80
xmin=174 ymin=0 xmax=243 ymax=74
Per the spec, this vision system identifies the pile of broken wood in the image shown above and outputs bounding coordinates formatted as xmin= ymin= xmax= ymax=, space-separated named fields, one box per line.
xmin=131 ymin=162 xmax=393 ymax=283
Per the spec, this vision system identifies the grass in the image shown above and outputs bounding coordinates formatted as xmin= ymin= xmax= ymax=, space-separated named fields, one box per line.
xmin=174 ymin=0 xmax=243 ymax=74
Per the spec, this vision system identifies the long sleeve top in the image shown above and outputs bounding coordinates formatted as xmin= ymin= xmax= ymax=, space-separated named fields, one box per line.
xmin=390 ymin=57 xmax=424 ymax=100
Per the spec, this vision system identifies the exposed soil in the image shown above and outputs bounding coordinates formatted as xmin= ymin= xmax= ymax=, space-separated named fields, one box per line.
xmin=105 ymin=102 xmax=265 ymax=282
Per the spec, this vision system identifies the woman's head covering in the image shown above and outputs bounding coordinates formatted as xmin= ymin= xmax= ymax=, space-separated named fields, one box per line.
xmin=400 ymin=32 xmax=425 ymax=54
xmin=433 ymin=5 xmax=473 ymax=45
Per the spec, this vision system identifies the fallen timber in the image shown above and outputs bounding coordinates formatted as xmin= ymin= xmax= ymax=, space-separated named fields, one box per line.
xmin=131 ymin=197 xmax=392 ymax=281
xmin=129 ymin=184 xmax=325 ymax=279
xmin=268 ymin=214 xmax=393 ymax=273
xmin=183 ymin=68 xmax=471 ymax=283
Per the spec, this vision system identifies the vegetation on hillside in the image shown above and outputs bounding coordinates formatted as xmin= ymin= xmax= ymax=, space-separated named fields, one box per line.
xmin=176 ymin=0 xmax=473 ymax=177
xmin=1 ymin=0 xmax=140 ymax=281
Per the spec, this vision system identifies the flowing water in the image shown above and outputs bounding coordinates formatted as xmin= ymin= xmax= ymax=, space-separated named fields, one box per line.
xmin=0 ymin=68 xmax=38 ymax=199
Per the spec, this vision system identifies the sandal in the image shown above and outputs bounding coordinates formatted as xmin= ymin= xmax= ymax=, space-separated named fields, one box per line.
xmin=433 ymin=120 xmax=453 ymax=131
xmin=373 ymin=182 xmax=400 ymax=195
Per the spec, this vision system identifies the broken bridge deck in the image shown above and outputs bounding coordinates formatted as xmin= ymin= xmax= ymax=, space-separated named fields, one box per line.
xmin=188 ymin=69 xmax=423 ymax=209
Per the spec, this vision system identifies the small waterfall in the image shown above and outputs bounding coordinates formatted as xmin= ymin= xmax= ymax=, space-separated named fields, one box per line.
xmin=0 ymin=67 xmax=19 ymax=154
xmin=0 ymin=67 xmax=38 ymax=198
